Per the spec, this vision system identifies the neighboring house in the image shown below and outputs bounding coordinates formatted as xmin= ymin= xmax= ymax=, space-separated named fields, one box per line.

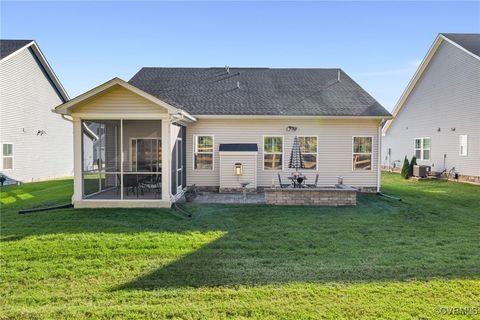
xmin=54 ymin=68 xmax=391 ymax=208
xmin=382 ymin=33 xmax=480 ymax=183
xmin=0 ymin=40 xmax=72 ymax=183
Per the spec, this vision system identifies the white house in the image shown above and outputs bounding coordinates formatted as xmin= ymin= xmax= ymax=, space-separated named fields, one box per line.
xmin=382 ymin=33 xmax=480 ymax=183
xmin=0 ymin=40 xmax=73 ymax=183
xmin=54 ymin=68 xmax=391 ymax=208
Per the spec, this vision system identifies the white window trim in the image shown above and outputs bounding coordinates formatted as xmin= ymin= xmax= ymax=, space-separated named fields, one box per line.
xmin=1 ymin=143 xmax=14 ymax=171
xmin=297 ymin=135 xmax=318 ymax=170
xmin=193 ymin=135 xmax=214 ymax=171
xmin=352 ymin=136 xmax=373 ymax=171
xmin=262 ymin=135 xmax=284 ymax=171
xmin=459 ymin=135 xmax=468 ymax=156
xmin=129 ymin=137 xmax=162 ymax=172
xmin=414 ymin=137 xmax=431 ymax=161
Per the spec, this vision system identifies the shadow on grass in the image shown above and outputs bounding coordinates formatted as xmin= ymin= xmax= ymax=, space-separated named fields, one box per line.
xmin=117 ymin=196 xmax=480 ymax=289
xmin=2 ymin=178 xmax=480 ymax=290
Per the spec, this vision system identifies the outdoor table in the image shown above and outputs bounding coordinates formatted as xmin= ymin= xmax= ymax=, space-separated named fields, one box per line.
xmin=288 ymin=175 xmax=307 ymax=188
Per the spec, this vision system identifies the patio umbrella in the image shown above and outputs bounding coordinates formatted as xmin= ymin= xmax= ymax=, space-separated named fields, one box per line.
xmin=289 ymin=136 xmax=305 ymax=171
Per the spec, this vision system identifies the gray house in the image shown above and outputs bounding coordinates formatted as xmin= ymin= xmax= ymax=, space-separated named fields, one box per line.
xmin=0 ymin=40 xmax=72 ymax=183
xmin=54 ymin=68 xmax=391 ymax=208
xmin=382 ymin=33 xmax=480 ymax=183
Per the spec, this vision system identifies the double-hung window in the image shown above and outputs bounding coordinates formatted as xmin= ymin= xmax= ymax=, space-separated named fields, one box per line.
xmin=414 ymin=138 xmax=431 ymax=160
xmin=353 ymin=137 xmax=372 ymax=170
xmin=194 ymin=135 xmax=213 ymax=170
xmin=2 ymin=143 xmax=13 ymax=170
xmin=298 ymin=136 xmax=317 ymax=170
xmin=264 ymin=136 xmax=283 ymax=170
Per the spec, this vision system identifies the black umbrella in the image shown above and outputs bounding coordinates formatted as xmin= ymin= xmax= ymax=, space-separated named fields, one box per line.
xmin=289 ymin=136 xmax=305 ymax=171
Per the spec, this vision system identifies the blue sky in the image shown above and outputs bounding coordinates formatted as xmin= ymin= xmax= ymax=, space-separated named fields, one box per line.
xmin=1 ymin=1 xmax=479 ymax=111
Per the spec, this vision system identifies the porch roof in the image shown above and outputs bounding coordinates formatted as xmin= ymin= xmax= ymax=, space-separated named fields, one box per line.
xmin=53 ymin=77 xmax=196 ymax=122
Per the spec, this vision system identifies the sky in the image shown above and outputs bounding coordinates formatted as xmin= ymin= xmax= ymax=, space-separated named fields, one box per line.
xmin=1 ymin=1 xmax=479 ymax=111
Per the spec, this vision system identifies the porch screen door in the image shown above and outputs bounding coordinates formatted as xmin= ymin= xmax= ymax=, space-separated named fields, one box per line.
xmin=176 ymin=137 xmax=183 ymax=189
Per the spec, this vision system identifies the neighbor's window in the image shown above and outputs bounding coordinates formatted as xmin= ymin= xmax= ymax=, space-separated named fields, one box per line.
xmin=194 ymin=135 xmax=213 ymax=170
xmin=353 ymin=137 xmax=372 ymax=170
xmin=299 ymin=136 xmax=317 ymax=170
xmin=2 ymin=143 xmax=13 ymax=170
xmin=459 ymin=135 xmax=468 ymax=156
xmin=264 ymin=136 xmax=283 ymax=170
xmin=414 ymin=137 xmax=431 ymax=160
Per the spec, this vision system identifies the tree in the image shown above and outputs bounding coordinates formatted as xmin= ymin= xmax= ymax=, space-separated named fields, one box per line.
xmin=401 ymin=156 xmax=410 ymax=179
xmin=409 ymin=156 xmax=417 ymax=176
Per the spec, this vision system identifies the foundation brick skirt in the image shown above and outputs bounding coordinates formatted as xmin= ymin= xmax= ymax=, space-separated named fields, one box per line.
xmin=264 ymin=186 xmax=357 ymax=206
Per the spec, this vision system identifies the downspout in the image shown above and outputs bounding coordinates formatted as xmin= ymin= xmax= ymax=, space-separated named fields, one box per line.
xmin=377 ymin=120 xmax=384 ymax=193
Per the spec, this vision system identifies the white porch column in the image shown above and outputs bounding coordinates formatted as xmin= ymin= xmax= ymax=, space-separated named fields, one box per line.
xmin=73 ymin=119 xmax=83 ymax=202
xmin=161 ymin=119 xmax=171 ymax=202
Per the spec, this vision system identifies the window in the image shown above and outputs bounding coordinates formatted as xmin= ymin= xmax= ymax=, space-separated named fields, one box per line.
xmin=2 ymin=143 xmax=13 ymax=170
xmin=298 ymin=136 xmax=317 ymax=170
xmin=414 ymin=137 xmax=431 ymax=160
xmin=131 ymin=138 xmax=162 ymax=172
xmin=459 ymin=135 xmax=468 ymax=156
xmin=264 ymin=136 xmax=283 ymax=170
xmin=194 ymin=135 xmax=213 ymax=170
xmin=353 ymin=137 xmax=372 ymax=170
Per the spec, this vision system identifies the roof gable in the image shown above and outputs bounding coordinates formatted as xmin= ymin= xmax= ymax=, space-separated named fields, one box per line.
xmin=0 ymin=39 xmax=69 ymax=102
xmin=0 ymin=40 xmax=33 ymax=59
xmin=383 ymin=33 xmax=480 ymax=134
xmin=54 ymin=77 xmax=196 ymax=121
xmin=441 ymin=33 xmax=480 ymax=58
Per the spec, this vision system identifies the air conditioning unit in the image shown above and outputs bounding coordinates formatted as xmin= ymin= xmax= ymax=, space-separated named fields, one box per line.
xmin=413 ymin=165 xmax=431 ymax=178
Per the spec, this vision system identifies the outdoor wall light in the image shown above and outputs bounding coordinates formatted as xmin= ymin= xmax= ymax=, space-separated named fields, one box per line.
xmin=234 ymin=163 xmax=243 ymax=176
xmin=286 ymin=126 xmax=297 ymax=132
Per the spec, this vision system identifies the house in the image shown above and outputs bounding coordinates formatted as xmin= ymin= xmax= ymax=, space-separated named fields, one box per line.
xmin=0 ymin=40 xmax=72 ymax=184
xmin=382 ymin=33 xmax=480 ymax=183
xmin=54 ymin=68 xmax=391 ymax=208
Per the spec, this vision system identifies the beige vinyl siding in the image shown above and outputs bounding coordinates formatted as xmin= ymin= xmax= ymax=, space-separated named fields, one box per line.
xmin=72 ymin=86 xmax=167 ymax=115
xmin=383 ymin=40 xmax=480 ymax=177
xmin=186 ymin=118 xmax=380 ymax=188
xmin=219 ymin=152 xmax=257 ymax=190
xmin=0 ymin=47 xmax=73 ymax=182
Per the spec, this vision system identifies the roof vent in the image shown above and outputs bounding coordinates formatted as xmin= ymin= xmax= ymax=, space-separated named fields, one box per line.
xmin=236 ymin=81 xmax=240 ymax=89
xmin=337 ymin=69 xmax=341 ymax=81
xmin=225 ymin=65 xmax=230 ymax=74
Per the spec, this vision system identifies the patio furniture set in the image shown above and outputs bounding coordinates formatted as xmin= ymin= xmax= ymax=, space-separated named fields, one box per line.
xmin=119 ymin=175 xmax=162 ymax=198
xmin=278 ymin=173 xmax=319 ymax=189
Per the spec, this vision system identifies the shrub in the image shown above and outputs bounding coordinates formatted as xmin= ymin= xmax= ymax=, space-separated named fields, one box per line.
xmin=401 ymin=156 xmax=410 ymax=179
xmin=409 ymin=156 xmax=417 ymax=176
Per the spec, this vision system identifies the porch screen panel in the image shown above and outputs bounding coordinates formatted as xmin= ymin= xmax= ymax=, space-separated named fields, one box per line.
xmin=122 ymin=120 xmax=162 ymax=200
xmin=81 ymin=120 xmax=121 ymax=199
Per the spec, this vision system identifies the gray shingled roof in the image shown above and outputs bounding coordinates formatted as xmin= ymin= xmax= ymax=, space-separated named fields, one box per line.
xmin=0 ymin=40 xmax=33 ymax=60
xmin=129 ymin=67 xmax=390 ymax=117
xmin=442 ymin=33 xmax=480 ymax=57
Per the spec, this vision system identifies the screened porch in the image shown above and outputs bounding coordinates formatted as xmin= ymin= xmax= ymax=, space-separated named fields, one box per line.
xmin=82 ymin=120 xmax=164 ymax=200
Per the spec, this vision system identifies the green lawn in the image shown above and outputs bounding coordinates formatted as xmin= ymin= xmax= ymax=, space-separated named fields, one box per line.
xmin=1 ymin=173 xmax=479 ymax=319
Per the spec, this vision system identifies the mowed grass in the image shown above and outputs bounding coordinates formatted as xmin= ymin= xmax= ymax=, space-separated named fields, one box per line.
xmin=1 ymin=173 xmax=479 ymax=319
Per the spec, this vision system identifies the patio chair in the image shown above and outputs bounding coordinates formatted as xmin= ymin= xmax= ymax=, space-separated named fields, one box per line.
xmin=277 ymin=173 xmax=291 ymax=189
xmin=306 ymin=174 xmax=319 ymax=188
xmin=124 ymin=175 xmax=141 ymax=197
xmin=139 ymin=175 xmax=162 ymax=198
